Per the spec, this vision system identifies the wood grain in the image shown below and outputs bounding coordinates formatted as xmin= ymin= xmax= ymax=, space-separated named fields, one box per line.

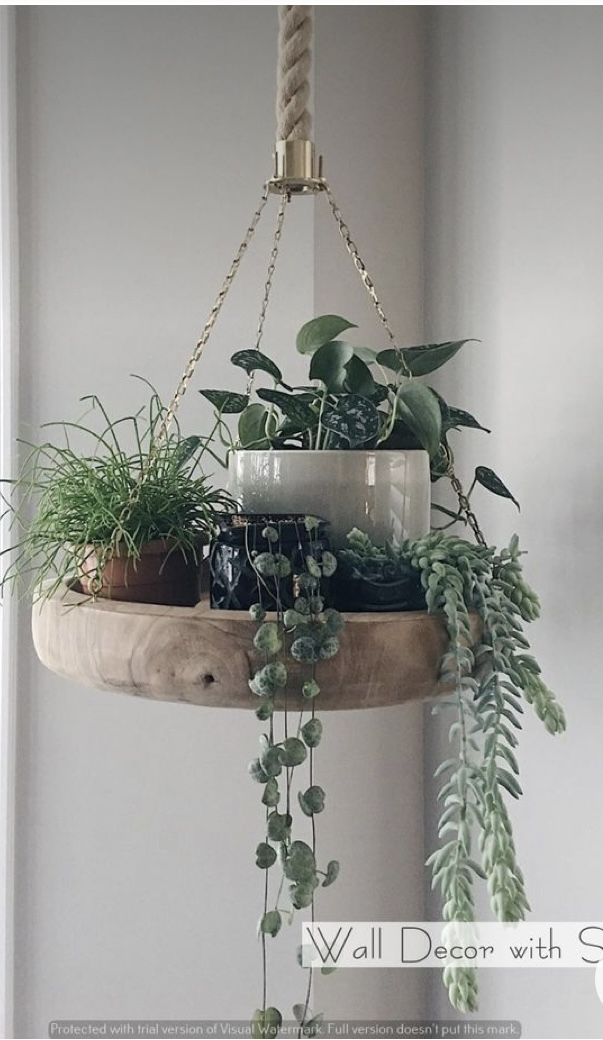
xmin=31 ymin=584 xmax=480 ymax=711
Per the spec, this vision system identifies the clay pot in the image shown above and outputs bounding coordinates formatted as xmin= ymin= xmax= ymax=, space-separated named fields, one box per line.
xmin=78 ymin=538 xmax=203 ymax=606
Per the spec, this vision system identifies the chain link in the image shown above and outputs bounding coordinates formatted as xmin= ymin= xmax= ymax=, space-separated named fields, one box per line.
xmin=444 ymin=445 xmax=487 ymax=547
xmin=158 ymin=182 xmax=271 ymax=442
xmin=323 ymin=182 xmax=412 ymax=378
xmin=246 ymin=190 xmax=289 ymax=396
xmin=323 ymin=182 xmax=487 ymax=545
xmin=87 ymin=183 xmax=272 ymax=594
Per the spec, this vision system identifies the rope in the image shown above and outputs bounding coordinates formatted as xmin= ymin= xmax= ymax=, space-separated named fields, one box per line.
xmin=276 ymin=6 xmax=313 ymax=141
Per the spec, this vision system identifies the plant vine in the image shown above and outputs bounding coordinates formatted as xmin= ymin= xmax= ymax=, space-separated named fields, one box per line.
xmin=247 ymin=517 xmax=342 ymax=1038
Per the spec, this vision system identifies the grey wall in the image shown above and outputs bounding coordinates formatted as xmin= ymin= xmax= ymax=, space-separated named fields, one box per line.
xmin=14 ymin=7 xmax=425 ymax=1036
xmin=424 ymin=8 xmax=603 ymax=1038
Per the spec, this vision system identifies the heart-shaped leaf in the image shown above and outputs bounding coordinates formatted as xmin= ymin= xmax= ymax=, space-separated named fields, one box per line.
xmin=255 ymin=842 xmax=277 ymax=869
xmin=278 ymin=736 xmax=307 ymax=767
xmin=322 ymin=860 xmax=340 ymax=887
xmin=256 ymin=388 xmax=316 ymax=430
xmin=251 ymin=1007 xmax=282 ymax=1040
xmin=403 ymin=340 xmax=473 ymax=376
xmin=343 ymin=354 xmax=376 ymax=396
xmin=378 ymin=340 xmax=473 ymax=376
xmin=309 ymin=340 xmax=354 ymax=392
xmin=290 ymin=881 xmax=315 ymax=909
xmin=259 ymin=909 xmax=282 ymax=937
xmin=267 ymin=811 xmax=292 ymax=842
xmin=231 ymin=349 xmax=282 ymax=383
xmin=395 ymin=382 xmax=442 ymax=458
xmin=444 ymin=405 xmax=491 ymax=434
xmin=297 ymin=314 xmax=357 ymax=355
xmin=475 ymin=466 xmax=520 ymax=509
xmin=301 ymin=718 xmax=323 ymax=748
xmin=284 ymin=840 xmax=316 ymax=882
xmin=200 ymin=389 xmax=249 ymax=414
xmin=262 ymin=778 xmax=280 ymax=808
xmin=298 ymin=785 xmax=326 ymax=816
xmin=238 ymin=404 xmax=270 ymax=449
xmin=321 ymin=395 xmax=380 ymax=448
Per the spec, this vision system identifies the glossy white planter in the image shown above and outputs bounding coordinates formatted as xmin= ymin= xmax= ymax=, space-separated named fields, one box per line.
xmin=228 ymin=450 xmax=431 ymax=548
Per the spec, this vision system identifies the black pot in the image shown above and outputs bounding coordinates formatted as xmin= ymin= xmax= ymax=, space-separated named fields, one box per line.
xmin=209 ymin=513 xmax=332 ymax=611
xmin=334 ymin=569 xmax=426 ymax=613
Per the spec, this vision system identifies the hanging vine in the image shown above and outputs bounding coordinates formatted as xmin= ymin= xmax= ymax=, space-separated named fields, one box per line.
xmin=247 ymin=517 xmax=342 ymax=1038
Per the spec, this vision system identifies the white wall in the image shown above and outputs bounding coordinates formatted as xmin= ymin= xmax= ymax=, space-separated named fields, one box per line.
xmin=14 ymin=7 xmax=426 ymax=1036
xmin=425 ymin=8 xmax=603 ymax=1038
xmin=313 ymin=6 xmax=426 ymax=1019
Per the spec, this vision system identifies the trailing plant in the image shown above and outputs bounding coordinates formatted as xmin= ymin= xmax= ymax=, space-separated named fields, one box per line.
xmin=199 ymin=313 xmax=517 ymax=518
xmin=0 ymin=384 xmax=232 ymax=598
xmin=337 ymin=526 xmax=424 ymax=587
xmin=338 ymin=528 xmax=565 ymax=1013
xmin=246 ymin=517 xmax=342 ymax=1038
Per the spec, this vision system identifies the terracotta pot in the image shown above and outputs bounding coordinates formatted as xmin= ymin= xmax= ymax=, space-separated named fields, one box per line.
xmin=78 ymin=538 xmax=203 ymax=606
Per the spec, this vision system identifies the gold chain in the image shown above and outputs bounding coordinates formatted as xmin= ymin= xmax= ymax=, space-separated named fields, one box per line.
xmin=323 ymin=182 xmax=412 ymax=378
xmin=324 ymin=182 xmax=486 ymax=545
xmin=246 ymin=190 xmax=289 ymax=397
xmin=444 ymin=445 xmax=487 ymax=547
xmin=87 ymin=183 xmax=272 ymax=594
xmin=158 ymin=183 xmax=272 ymax=442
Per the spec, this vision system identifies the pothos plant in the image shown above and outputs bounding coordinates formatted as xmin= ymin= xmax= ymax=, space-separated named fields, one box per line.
xmin=246 ymin=517 xmax=342 ymax=1038
xmin=199 ymin=313 xmax=518 ymax=517
xmin=339 ymin=526 xmax=566 ymax=1013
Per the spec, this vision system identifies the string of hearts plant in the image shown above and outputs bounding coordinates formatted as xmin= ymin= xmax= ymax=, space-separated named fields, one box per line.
xmin=246 ymin=517 xmax=343 ymax=1039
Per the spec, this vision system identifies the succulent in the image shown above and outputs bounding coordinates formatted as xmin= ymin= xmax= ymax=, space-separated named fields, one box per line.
xmin=246 ymin=517 xmax=344 ymax=1031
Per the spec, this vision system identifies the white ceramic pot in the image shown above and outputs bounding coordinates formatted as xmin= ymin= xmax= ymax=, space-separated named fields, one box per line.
xmin=227 ymin=450 xmax=431 ymax=548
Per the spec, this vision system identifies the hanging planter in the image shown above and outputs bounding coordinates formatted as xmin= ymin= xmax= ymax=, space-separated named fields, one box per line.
xmin=0 ymin=4 xmax=568 ymax=1030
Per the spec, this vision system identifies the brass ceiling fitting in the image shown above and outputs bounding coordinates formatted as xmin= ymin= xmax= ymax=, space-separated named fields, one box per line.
xmin=268 ymin=140 xmax=325 ymax=195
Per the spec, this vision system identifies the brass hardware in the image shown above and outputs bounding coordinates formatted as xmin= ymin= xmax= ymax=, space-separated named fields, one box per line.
xmin=269 ymin=140 xmax=325 ymax=195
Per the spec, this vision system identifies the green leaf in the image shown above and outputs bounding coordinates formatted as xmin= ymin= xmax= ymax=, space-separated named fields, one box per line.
xmin=251 ymin=1007 xmax=282 ymax=1040
xmin=256 ymin=388 xmax=317 ymax=430
xmin=309 ymin=340 xmax=354 ymax=392
xmin=475 ymin=466 xmax=520 ymax=509
xmin=378 ymin=340 xmax=473 ymax=376
xmin=238 ymin=404 xmax=270 ymax=449
xmin=395 ymin=382 xmax=442 ymax=457
xmin=200 ymin=389 xmax=249 ymax=414
xmin=290 ymin=881 xmax=315 ymax=909
xmin=174 ymin=435 xmax=202 ymax=465
xmin=343 ymin=354 xmax=376 ymax=396
xmin=256 ymin=842 xmax=277 ymax=868
xmin=248 ymin=758 xmax=269 ymax=784
xmin=267 ymin=811 xmax=292 ymax=842
xmin=297 ymin=314 xmax=357 ymax=355
xmin=298 ymin=785 xmax=326 ymax=815
xmin=231 ymin=349 xmax=282 ymax=383
xmin=260 ymin=909 xmax=282 ymax=937
xmin=444 ymin=405 xmax=491 ymax=435
xmin=322 ymin=860 xmax=340 ymax=887
xmin=321 ymin=394 xmax=380 ymax=448
xmin=301 ymin=718 xmax=323 ymax=748
xmin=284 ymin=840 xmax=316 ymax=882
xmin=279 ymin=736 xmax=307 ymax=767
xmin=262 ymin=778 xmax=280 ymax=807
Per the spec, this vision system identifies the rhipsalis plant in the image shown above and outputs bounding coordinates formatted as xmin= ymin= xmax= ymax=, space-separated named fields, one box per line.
xmin=247 ymin=517 xmax=343 ymax=1039
xmin=339 ymin=528 xmax=566 ymax=1014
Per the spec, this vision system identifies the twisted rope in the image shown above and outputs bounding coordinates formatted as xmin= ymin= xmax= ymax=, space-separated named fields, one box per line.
xmin=276 ymin=6 xmax=313 ymax=141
